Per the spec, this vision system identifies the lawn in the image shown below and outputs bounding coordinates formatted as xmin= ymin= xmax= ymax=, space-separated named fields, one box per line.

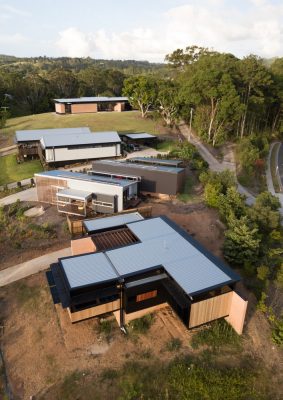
xmin=1 ymin=111 xmax=168 ymax=147
xmin=0 ymin=155 xmax=42 ymax=185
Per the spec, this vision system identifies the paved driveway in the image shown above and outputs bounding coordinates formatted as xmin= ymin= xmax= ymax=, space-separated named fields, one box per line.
xmin=0 ymin=247 xmax=71 ymax=287
xmin=0 ymin=187 xmax=37 ymax=206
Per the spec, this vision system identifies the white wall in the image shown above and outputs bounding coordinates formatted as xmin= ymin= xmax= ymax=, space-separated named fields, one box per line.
xmin=45 ymin=144 xmax=120 ymax=163
xmin=67 ymin=178 xmax=124 ymax=211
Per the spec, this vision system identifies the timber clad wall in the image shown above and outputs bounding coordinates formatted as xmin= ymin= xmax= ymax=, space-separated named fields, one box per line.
xmin=68 ymin=299 xmax=120 ymax=323
xmin=71 ymin=103 xmax=98 ymax=114
xmin=189 ymin=291 xmax=233 ymax=328
xmin=55 ymin=103 xmax=65 ymax=114
xmin=225 ymin=291 xmax=248 ymax=334
xmin=114 ymin=102 xmax=125 ymax=112
xmin=35 ymin=176 xmax=68 ymax=203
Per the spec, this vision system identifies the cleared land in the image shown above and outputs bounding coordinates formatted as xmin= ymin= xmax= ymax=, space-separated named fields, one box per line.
xmin=0 ymin=155 xmax=42 ymax=186
xmin=0 ymin=111 xmax=175 ymax=147
xmin=0 ymin=201 xmax=282 ymax=399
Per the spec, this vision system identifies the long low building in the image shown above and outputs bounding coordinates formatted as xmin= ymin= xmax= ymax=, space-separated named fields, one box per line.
xmin=54 ymin=97 xmax=130 ymax=114
xmin=47 ymin=214 xmax=247 ymax=334
xmin=91 ymin=159 xmax=186 ymax=195
xmin=35 ymin=170 xmax=139 ymax=216
xmin=15 ymin=128 xmax=121 ymax=164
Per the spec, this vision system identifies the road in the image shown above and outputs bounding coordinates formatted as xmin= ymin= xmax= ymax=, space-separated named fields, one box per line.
xmin=278 ymin=142 xmax=283 ymax=191
xmin=0 ymin=247 xmax=71 ymax=287
xmin=179 ymin=121 xmax=255 ymax=206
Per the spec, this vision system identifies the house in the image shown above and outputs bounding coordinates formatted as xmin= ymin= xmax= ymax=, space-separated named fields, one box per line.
xmin=15 ymin=128 xmax=122 ymax=164
xmin=54 ymin=97 xmax=130 ymax=114
xmin=15 ymin=127 xmax=91 ymax=161
xmin=47 ymin=213 xmax=247 ymax=334
xmin=34 ymin=170 xmax=139 ymax=216
xmin=91 ymin=159 xmax=186 ymax=196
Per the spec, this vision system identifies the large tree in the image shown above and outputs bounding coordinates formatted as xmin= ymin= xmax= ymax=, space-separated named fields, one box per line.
xmin=123 ymin=75 xmax=157 ymax=118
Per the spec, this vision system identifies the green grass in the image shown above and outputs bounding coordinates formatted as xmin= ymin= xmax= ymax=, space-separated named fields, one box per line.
xmin=0 ymin=154 xmax=42 ymax=185
xmin=127 ymin=314 xmax=155 ymax=335
xmin=177 ymin=175 xmax=202 ymax=203
xmin=1 ymin=111 xmax=167 ymax=146
xmin=156 ymin=139 xmax=176 ymax=152
xmin=270 ymin=143 xmax=281 ymax=193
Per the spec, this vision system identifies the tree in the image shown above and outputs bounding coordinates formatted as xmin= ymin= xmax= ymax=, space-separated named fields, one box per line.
xmin=238 ymin=55 xmax=273 ymax=138
xmin=156 ymin=79 xmax=180 ymax=126
xmin=123 ymin=75 xmax=157 ymax=118
xmin=165 ymin=45 xmax=210 ymax=70
xmin=223 ymin=216 xmax=260 ymax=265
xmin=218 ymin=187 xmax=246 ymax=222
xmin=48 ymin=69 xmax=79 ymax=98
xmin=249 ymin=191 xmax=281 ymax=235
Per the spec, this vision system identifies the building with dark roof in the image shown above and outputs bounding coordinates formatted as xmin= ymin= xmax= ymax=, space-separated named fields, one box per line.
xmin=47 ymin=214 xmax=248 ymax=333
xmin=91 ymin=159 xmax=186 ymax=195
xmin=54 ymin=96 xmax=130 ymax=114
xmin=15 ymin=128 xmax=121 ymax=164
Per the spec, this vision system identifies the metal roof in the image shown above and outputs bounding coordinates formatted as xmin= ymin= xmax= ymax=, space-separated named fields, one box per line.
xmin=56 ymin=188 xmax=93 ymax=201
xmin=15 ymin=127 xmax=91 ymax=143
xmin=92 ymin=159 xmax=184 ymax=174
xmin=125 ymin=133 xmax=156 ymax=140
xmin=57 ymin=216 xmax=240 ymax=296
xmin=35 ymin=170 xmax=136 ymax=187
xmin=129 ymin=157 xmax=182 ymax=167
xmin=41 ymin=131 xmax=121 ymax=148
xmin=54 ymin=96 xmax=128 ymax=103
xmin=105 ymin=218 xmax=239 ymax=295
xmin=61 ymin=252 xmax=118 ymax=289
xmin=84 ymin=212 xmax=144 ymax=233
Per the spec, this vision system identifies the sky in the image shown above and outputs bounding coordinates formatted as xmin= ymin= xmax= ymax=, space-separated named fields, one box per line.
xmin=0 ymin=0 xmax=282 ymax=62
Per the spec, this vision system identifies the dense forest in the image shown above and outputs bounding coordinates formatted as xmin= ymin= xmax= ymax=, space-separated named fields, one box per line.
xmin=0 ymin=55 xmax=165 ymax=117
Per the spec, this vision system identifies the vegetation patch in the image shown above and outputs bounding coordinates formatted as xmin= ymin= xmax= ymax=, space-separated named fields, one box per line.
xmin=191 ymin=320 xmax=241 ymax=351
xmin=0 ymin=154 xmax=42 ymax=186
xmin=127 ymin=314 xmax=155 ymax=335
xmin=165 ymin=337 xmax=182 ymax=352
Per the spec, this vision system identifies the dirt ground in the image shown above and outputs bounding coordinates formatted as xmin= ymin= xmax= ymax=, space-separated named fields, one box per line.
xmin=0 ymin=200 xmax=282 ymax=399
xmin=0 ymin=202 xmax=70 ymax=270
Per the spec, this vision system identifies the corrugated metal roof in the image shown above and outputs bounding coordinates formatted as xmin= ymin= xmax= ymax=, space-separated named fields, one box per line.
xmin=57 ymin=216 xmax=240 ymax=296
xmin=56 ymin=188 xmax=93 ymax=201
xmin=125 ymin=133 xmax=156 ymax=139
xmin=92 ymin=159 xmax=184 ymax=174
xmin=35 ymin=170 xmax=136 ymax=187
xmin=61 ymin=252 xmax=118 ymax=289
xmin=15 ymin=127 xmax=91 ymax=142
xmin=84 ymin=212 xmax=144 ymax=233
xmin=129 ymin=157 xmax=182 ymax=167
xmin=54 ymin=96 xmax=128 ymax=103
xmin=41 ymin=131 xmax=121 ymax=148
xmin=105 ymin=218 xmax=238 ymax=295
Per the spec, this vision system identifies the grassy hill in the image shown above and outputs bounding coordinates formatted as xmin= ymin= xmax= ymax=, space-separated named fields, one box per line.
xmin=0 ymin=111 xmax=169 ymax=147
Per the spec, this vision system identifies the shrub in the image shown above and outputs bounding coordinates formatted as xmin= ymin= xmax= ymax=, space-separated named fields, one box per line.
xmin=128 ymin=314 xmax=155 ymax=335
xmin=272 ymin=317 xmax=283 ymax=346
xmin=165 ymin=338 xmax=182 ymax=352
xmin=191 ymin=320 xmax=241 ymax=351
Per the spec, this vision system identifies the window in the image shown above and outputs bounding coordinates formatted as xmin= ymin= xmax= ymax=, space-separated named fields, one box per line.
xmin=92 ymin=200 xmax=113 ymax=208
xmin=136 ymin=290 xmax=157 ymax=302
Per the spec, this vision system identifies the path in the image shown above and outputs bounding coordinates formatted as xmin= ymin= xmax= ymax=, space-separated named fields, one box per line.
xmin=179 ymin=122 xmax=256 ymax=205
xmin=0 ymin=145 xmax=17 ymax=157
xmin=0 ymin=247 xmax=71 ymax=287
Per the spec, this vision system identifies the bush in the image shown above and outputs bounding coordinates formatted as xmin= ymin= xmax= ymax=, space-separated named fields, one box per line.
xmin=128 ymin=314 xmax=155 ymax=335
xmin=191 ymin=320 xmax=241 ymax=351
xmin=165 ymin=338 xmax=182 ymax=352
xmin=272 ymin=317 xmax=283 ymax=346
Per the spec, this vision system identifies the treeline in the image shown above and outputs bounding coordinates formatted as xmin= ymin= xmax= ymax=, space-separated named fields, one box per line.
xmin=0 ymin=55 xmax=165 ymax=117
xmin=123 ymin=46 xmax=283 ymax=146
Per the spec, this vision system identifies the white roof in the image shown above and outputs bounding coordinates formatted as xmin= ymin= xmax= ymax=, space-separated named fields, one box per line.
xmin=15 ymin=127 xmax=90 ymax=142
xmin=56 ymin=188 xmax=92 ymax=201
xmin=41 ymin=131 xmax=121 ymax=148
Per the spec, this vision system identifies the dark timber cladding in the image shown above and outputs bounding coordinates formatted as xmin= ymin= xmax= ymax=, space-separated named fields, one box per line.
xmin=91 ymin=160 xmax=186 ymax=195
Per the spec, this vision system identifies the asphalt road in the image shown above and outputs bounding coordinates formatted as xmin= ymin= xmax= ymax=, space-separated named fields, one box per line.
xmin=278 ymin=142 xmax=283 ymax=189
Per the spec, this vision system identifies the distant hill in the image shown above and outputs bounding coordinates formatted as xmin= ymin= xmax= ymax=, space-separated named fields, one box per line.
xmin=0 ymin=55 xmax=165 ymax=75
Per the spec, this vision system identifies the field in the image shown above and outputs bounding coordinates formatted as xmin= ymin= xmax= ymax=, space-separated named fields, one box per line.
xmin=0 ymin=199 xmax=282 ymax=399
xmin=0 ymin=155 xmax=42 ymax=186
xmin=0 ymin=111 xmax=173 ymax=148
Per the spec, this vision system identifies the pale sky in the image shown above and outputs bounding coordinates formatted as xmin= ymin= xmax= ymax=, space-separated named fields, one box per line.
xmin=0 ymin=0 xmax=282 ymax=61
